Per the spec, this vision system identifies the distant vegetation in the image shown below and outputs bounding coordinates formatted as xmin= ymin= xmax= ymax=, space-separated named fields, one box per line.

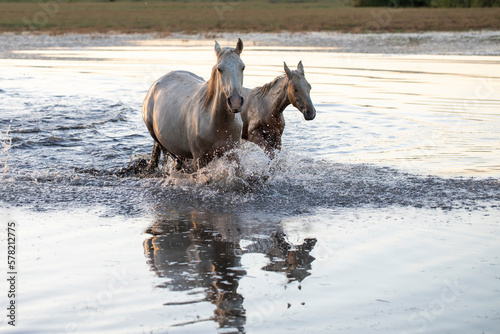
xmin=2 ymin=0 xmax=500 ymax=5
xmin=0 ymin=0 xmax=499 ymax=33
xmin=1 ymin=0 xmax=499 ymax=6
xmin=354 ymin=0 xmax=499 ymax=6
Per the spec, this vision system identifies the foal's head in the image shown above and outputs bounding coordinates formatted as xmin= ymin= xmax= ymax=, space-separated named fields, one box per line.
xmin=284 ymin=61 xmax=316 ymax=121
xmin=214 ymin=38 xmax=246 ymax=113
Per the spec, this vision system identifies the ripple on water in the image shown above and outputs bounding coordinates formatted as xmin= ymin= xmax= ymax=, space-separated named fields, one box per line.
xmin=1 ymin=50 xmax=499 ymax=216
xmin=1 ymin=140 xmax=498 ymax=216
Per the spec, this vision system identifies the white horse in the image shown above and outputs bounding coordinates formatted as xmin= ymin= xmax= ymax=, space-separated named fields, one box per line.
xmin=241 ymin=61 xmax=316 ymax=157
xmin=143 ymin=39 xmax=245 ymax=172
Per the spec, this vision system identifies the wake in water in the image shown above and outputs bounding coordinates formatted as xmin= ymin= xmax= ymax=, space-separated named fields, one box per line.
xmin=0 ymin=90 xmax=498 ymax=216
xmin=4 ymin=140 xmax=498 ymax=217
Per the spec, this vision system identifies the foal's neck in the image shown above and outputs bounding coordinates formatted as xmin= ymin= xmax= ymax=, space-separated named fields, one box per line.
xmin=267 ymin=76 xmax=290 ymax=116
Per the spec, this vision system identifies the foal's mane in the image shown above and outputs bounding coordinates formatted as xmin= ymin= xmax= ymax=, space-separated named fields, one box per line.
xmin=254 ymin=74 xmax=287 ymax=98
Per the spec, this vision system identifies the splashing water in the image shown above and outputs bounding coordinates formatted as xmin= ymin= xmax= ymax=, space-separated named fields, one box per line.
xmin=0 ymin=87 xmax=497 ymax=216
xmin=1 ymin=124 xmax=12 ymax=180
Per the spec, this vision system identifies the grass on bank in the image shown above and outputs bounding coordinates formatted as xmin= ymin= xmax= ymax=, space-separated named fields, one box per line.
xmin=1 ymin=0 xmax=500 ymax=33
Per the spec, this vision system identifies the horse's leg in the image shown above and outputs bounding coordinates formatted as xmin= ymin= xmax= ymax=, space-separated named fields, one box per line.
xmin=193 ymin=151 xmax=214 ymax=172
xmin=173 ymin=159 xmax=188 ymax=172
xmin=193 ymin=155 xmax=205 ymax=172
xmin=159 ymin=147 xmax=191 ymax=172
xmin=160 ymin=147 xmax=171 ymax=166
xmin=225 ymin=149 xmax=240 ymax=166
xmin=147 ymin=141 xmax=162 ymax=172
xmin=232 ymin=149 xmax=244 ymax=177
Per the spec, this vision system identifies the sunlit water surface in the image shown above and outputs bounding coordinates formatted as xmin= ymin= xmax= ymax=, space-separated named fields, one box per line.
xmin=1 ymin=37 xmax=499 ymax=333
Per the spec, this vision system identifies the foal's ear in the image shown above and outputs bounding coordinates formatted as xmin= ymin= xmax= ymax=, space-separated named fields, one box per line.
xmin=235 ymin=38 xmax=243 ymax=55
xmin=214 ymin=41 xmax=222 ymax=57
xmin=284 ymin=62 xmax=293 ymax=79
xmin=297 ymin=61 xmax=305 ymax=75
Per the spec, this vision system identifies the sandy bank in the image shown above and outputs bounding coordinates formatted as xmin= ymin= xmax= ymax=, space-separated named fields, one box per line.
xmin=1 ymin=31 xmax=499 ymax=57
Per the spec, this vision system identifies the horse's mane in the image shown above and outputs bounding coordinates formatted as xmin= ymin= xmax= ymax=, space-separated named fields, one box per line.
xmin=204 ymin=48 xmax=238 ymax=107
xmin=204 ymin=65 xmax=218 ymax=108
xmin=254 ymin=74 xmax=287 ymax=98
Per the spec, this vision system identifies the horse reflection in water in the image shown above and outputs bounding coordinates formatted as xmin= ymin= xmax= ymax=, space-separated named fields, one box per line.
xmin=255 ymin=232 xmax=316 ymax=284
xmin=143 ymin=209 xmax=317 ymax=333
xmin=144 ymin=210 xmax=246 ymax=331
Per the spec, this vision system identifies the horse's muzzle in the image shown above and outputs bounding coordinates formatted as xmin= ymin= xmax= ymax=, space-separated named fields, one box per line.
xmin=303 ymin=108 xmax=316 ymax=121
xmin=228 ymin=95 xmax=244 ymax=113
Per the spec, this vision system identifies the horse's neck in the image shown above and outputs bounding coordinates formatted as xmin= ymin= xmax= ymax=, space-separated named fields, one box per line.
xmin=213 ymin=87 xmax=231 ymax=117
xmin=266 ymin=76 xmax=290 ymax=116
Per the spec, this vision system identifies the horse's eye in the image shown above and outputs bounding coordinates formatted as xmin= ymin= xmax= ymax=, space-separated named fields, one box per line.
xmin=242 ymin=66 xmax=245 ymax=71
xmin=217 ymin=68 xmax=223 ymax=73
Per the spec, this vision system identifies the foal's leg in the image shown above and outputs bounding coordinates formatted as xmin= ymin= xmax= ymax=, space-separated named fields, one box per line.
xmin=250 ymin=129 xmax=276 ymax=158
xmin=147 ymin=141 xmax=162 ymax=172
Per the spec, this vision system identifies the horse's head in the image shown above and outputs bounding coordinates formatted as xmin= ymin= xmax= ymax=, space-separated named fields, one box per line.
xmin=214 ymin=38 xmax=245 ymax=113
xmin=284 ymin=61 xmax=316 ymax=121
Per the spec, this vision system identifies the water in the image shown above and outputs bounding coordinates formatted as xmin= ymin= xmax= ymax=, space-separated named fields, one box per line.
xmin=0 ymin=34 xmax=499 ymax=333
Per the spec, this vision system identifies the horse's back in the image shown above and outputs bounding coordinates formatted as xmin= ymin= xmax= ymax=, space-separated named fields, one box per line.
xmin=155 ymin=71 xmax=205 ymax=89
xmin=149 ymin=70 xmax=206 ymax=119
xmin=150 ymin=71 xmax=205 ymax=103
xmin=143 ymin=70 xmax=207 ymax=158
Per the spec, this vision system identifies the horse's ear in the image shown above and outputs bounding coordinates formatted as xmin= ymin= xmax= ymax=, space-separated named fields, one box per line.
xmin=235 ymin=38 xmax=243 ymax=55
xmin=297 ymin=61 xmax=305 ymax=75
xmin=284 ymin=62 xmax=293 ymax=79
xmin=214 ymin=41 xmax=222 ymax=57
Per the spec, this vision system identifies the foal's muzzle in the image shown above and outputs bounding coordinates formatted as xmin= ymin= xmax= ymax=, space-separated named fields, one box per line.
xmin=303 ymin=107 xmax=316 ymax=121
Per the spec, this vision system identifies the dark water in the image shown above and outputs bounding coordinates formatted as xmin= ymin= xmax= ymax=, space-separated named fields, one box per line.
xmin=1 ymin=37 xmax=499 ymax=333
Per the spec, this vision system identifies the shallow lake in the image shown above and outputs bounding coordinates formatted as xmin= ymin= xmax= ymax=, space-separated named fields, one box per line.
xmin=1 ymin=34 xmax=499 ymax=333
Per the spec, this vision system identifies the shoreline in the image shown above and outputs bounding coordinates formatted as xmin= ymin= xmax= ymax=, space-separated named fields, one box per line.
xmin=1 ymin=30 xmax=500 ymax=56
